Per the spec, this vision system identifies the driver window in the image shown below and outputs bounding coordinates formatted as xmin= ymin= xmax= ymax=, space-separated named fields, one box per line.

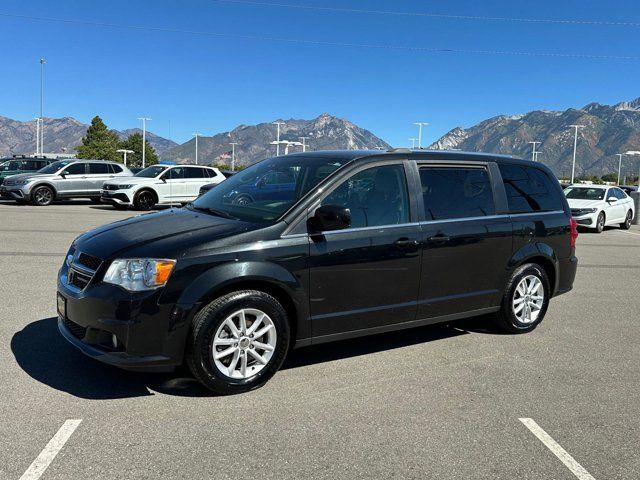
xmin=321 ymin=164 xmax=410 ymax=228
xmin=63 ymin=163 xmax=86 ymax=175
xmin=164 ymin=167 xmax=185 ymax=180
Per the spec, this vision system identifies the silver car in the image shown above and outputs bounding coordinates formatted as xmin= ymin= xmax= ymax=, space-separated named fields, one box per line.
xmin=0 ymin=159 xmax=132 ymax=206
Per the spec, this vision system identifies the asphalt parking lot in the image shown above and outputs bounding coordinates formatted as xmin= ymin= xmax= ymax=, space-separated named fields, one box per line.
xmin=1 ymin=200 xmax=639 ymax=480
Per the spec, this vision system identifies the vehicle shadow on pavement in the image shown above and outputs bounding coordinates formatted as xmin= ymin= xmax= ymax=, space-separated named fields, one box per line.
xmin=10 ymin=317 xmax=206 ymax=399
xmin=12 ymin=318 xmax=470 ymax=398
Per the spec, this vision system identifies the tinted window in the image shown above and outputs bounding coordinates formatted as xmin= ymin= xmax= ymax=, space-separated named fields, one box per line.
xmin=1 ymin=161 xmax=22 ymax=171
xmin=88 ymin=163 xmax=110 ymax=174
xmin=614 ymin=188 xmax=627 ymax=199
xmin=38 ymin=160 xmax=73 ymax=174
xmin=499 ymin=164 xmax=562 ymax=213
xmin=185 ymin=167 xmax=208 ymax=179
xmin=63 ymin=163 xmax=86 ymax=175
xmin=321 ymin=164 xmax=410 ymax=228
xmin=420 ymin=167 xmax=494 ymax=220
xmin=110 ymin=164 xmax=123 ymax=174
xmin=164 ymin=167 xmax=185 ymax=180
xmin=564 ymin=187 xmax=605 ymax=200
xmin=207 ymin=169 xmax=217 ymax=178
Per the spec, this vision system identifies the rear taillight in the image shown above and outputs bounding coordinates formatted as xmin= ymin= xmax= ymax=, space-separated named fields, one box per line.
xmin=569 ymin=217 xmax=578 ymax=248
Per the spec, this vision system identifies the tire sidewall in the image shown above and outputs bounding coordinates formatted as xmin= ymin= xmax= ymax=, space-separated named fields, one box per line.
xmin=189 ymin=291 xmax=290 ymax=394
xmin=134 ymin=190 xmax=155 ymax=210
xmin=596 ymin=212 xmax=605 ymax=233
xmin=502 ymin=264 xmax=550 ymax=332
xmin=32 ymin=186 xmax=54 ymax=206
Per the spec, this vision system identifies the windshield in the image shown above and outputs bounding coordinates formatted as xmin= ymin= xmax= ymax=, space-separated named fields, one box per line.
xmin=565 ymin=187 xmax=606 ymax=200
xmin=37 ymin=160 xmax=73 ymax=174
xmin=191 ymin=155 xmax=350 ymax=223
xmin=135 ymin=165 xmax=168 ymax=178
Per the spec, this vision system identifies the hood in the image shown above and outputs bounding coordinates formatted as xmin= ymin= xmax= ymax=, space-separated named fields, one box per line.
xmin=74 ymin=207 xmax=255 ymax=260
xmin=104 ymin=176 xmax=156 ymax=185
xmin=4 ymin=172 xmax=57 ymax=182
xmin=566 ymin=198 xmax=603 ymax=209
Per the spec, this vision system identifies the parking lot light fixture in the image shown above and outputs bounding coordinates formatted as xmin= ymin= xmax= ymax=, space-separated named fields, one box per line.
xmin=116 ymin=149 xmax=134 ymax=167
xmin=414 ymin=122 xmax=429 ymax=148
xmin=137 ymin=117 xmax=151 ymax=168
xmin=569 ymin=125 xmax=585 ymax=184
xmin=616 ymin=154 xmax=625 ymax=185
xmin=192 ymin=133 xmax=201 ymax=165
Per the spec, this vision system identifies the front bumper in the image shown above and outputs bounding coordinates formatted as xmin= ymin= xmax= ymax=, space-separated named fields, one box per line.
xmin=0 ymin=185 xmax=29 ymax=200
xmin=57 ymin=269 xmax=196 ymax=371
xmin=571 ymin=211 xmax=598 ymax=228
xmin=101 ymin=189 xmax=132 ymax=205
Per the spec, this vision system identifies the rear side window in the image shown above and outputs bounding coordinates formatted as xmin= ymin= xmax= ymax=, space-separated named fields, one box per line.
xmin=420 ymin=167 xmax=495 ymax=220
xmin=614 ymin=188 xmax=627 ymax=199
xmin=88 ymin=163 xmax=110 ymax=174
xmin=499 ymin=164 xmax=561 ymax=213
xmin=109 ymin=164 xmax=123 ymax=174
xmin=185 ymin=167 xmax=208 ymax=179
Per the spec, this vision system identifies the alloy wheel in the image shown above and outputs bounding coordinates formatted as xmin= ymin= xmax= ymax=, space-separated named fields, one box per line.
xmin=512 ymin=275 xmax=544 ymax=324
xmin=212 ymin=308 xmax=277 ymax=379
xmin=137 ymin=192 xmax=155 ymax=210
xmin=34 ymin=187 xmax=52 ymax=205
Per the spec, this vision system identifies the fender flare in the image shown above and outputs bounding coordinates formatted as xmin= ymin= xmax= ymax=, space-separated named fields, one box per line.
xmin=29 ymin=182 xmax=58 ymax=198
xmin=508 ymin=242 xmax=559 ymax=294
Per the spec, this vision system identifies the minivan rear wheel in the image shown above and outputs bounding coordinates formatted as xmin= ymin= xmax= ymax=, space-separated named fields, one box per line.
xmin=186 ymin=290 xmax=290 ymax=394
xmin=494 ymin=263 xmax=550 ymax=334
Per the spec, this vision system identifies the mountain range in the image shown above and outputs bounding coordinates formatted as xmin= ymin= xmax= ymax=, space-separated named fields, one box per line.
xmin=430 ymin=98 xmax=640 ymax=177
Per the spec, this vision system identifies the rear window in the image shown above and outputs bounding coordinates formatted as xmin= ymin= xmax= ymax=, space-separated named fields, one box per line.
xmin=420 ymin=167 xmax=495 ymax=220
xmin=499 ymin=164 xmax=562 ymax=213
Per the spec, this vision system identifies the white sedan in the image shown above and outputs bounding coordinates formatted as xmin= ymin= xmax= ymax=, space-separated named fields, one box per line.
xmin=565 ymin=185 xmax=635 ymax=233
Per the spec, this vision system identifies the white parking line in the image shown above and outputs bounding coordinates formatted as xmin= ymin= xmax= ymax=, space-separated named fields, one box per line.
xmin=19 ymin=419 xmax=82 ymax=480
xmin=519 ymin=418 xmax=596 ymax=480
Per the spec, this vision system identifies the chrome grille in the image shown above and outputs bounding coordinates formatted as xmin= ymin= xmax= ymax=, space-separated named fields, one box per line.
xmin=68 ymin=268 xmax=92 ymax=290
xmin=66 ymin=251 xmax=102 ymax=291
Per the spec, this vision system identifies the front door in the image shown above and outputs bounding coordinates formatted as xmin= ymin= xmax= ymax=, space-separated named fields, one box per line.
xmin=416 ymin=165 xmax=512 ymax=319
xmin=308 ymin=163 xmax=422 ymax=339
xmin=58 ymin=162 xmax=88 ymax=195
xmin=157 ymin=167 xmax=187 ymax=202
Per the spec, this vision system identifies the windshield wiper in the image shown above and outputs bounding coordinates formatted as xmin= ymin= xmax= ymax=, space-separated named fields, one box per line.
xmin=189 ymin=204 xmax=238 ymax=220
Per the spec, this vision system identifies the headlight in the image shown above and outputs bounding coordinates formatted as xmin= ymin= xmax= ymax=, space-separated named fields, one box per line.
xmin=15 ymin=179 xmax=34 ymax=186
xmin=574 ymin=208 xmax=597 ymax=215
xmin=116 ymin=184 xmax=133 ymax=189
xmin=103 ymin=258 xmax=176 ymax=291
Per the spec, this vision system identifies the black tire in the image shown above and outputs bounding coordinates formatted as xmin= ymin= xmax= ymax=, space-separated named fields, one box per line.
xmin=30 ymin=185 xmax=54 ymax=206
xmin=595 ymin=211 xmax=605 ymax=233
xmin=133 ymin=189 xmax=156 ymax=211
xmin=493 ymin=263 xmax=550 ymax=334
xmin=233 ymin=194 xmax=253 ymax=206
xmin=186 ymin=290 xmax=290 ymax=395
xmin=620 ymin=210 xmax=633 ymax=230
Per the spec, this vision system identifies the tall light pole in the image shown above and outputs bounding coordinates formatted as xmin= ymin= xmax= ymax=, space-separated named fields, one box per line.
xmin=528 ymin=141 xmax=541 ymax=162
xmin=569 ymin=125 xmax=585 ymax=184
xmin=230 ymin=142 xmax=238 ymax=170
xmin=616 ymin=153 xmax=625 ymax=185
xmin=34 ymin=118 xmax=40 ymax=155
xmin=414 ymin=122 xmax=429 ymax=148
xmin=192 ymin=133 xmax=201 ymax=165
xmin=534 ymin=151 xmax=542 ymax=162
xmin=39 ymin=58 xmax=45 ymax=155
xmin=299 ymin=137 xmax=308 ymax=152
xmin=409 ymin=138 xmax=418 ymax=148
xmin=116 ymin=149 xmax=134 ymax=167
xmin=273 ymin=122 xmax=285 ymax=156
xmin=137 ymin=117 xmax=151 ymax=168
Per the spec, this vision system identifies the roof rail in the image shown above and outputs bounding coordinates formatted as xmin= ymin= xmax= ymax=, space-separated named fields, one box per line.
xmin=386 ymin=148 xmax=412 ymax=153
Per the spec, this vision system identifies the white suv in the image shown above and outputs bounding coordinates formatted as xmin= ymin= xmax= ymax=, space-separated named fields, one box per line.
xmin=101 ymin=164 xmax=225 ymax=210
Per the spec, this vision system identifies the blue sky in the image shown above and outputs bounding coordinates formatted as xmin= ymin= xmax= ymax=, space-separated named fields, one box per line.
xmin=1 ymin=0 xmax=639 ymax=147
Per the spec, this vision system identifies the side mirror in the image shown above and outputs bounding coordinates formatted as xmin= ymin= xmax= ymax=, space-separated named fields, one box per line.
xmin=308 ymin=204 xmax=351 ymax=233
xmin=607 ymin=196 xmax=618 ymax=203
xmin=256 ymin=178 xmax=265 ymax=188
xmin=59 ymin=172 xmax=66 ymax=178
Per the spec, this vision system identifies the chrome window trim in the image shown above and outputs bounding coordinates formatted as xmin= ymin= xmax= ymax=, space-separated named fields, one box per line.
xmin=280 ymin=210 xmax=566 ymax=239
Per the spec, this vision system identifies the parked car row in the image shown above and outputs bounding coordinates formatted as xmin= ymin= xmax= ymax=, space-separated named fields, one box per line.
xmin=564 ymin=184 xmax=635 ymax=232
xmin=0 ymin=159 xmax=229 ymax=210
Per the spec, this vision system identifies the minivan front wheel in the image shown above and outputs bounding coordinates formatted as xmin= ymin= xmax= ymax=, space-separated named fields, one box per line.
xmin=494 ymin=263 xmax=550 ymax=333
xmin=186 ymin=290 xmax=290 ymax=394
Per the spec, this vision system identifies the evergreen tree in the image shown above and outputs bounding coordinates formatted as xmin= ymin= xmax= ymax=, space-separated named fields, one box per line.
xmin=76 ymin=116 xmax=121 ymax=161
xmin=118 ymin=132 xmax=159 ymax=168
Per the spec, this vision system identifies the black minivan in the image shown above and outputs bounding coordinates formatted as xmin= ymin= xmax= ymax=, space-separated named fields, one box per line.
xmin=57 ymin=150 xmax=578 ymax=394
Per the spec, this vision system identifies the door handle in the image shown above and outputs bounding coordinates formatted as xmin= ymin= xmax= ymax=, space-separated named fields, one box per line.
xmin=427 ymin=235 xmax=450 ymax=244
xmin=394 ymin=238 xmax=419 ymax=248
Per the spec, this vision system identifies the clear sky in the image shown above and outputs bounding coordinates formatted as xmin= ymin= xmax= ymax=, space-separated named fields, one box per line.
xmin=1 ymin=0 xmax=639 ymax=147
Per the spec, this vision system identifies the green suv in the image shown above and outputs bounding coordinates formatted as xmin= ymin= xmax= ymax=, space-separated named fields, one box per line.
xmin=0 ymin=157 xmax=54 ymax=186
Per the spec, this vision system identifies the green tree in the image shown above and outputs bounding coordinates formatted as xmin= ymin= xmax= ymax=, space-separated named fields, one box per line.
xmin=118 ymin=132 xmax=158 ymax=168
xmin=76 ymin=116 xmax=121 ymax=161
xmin=601 ymin=173 xmax=618 ymax=183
